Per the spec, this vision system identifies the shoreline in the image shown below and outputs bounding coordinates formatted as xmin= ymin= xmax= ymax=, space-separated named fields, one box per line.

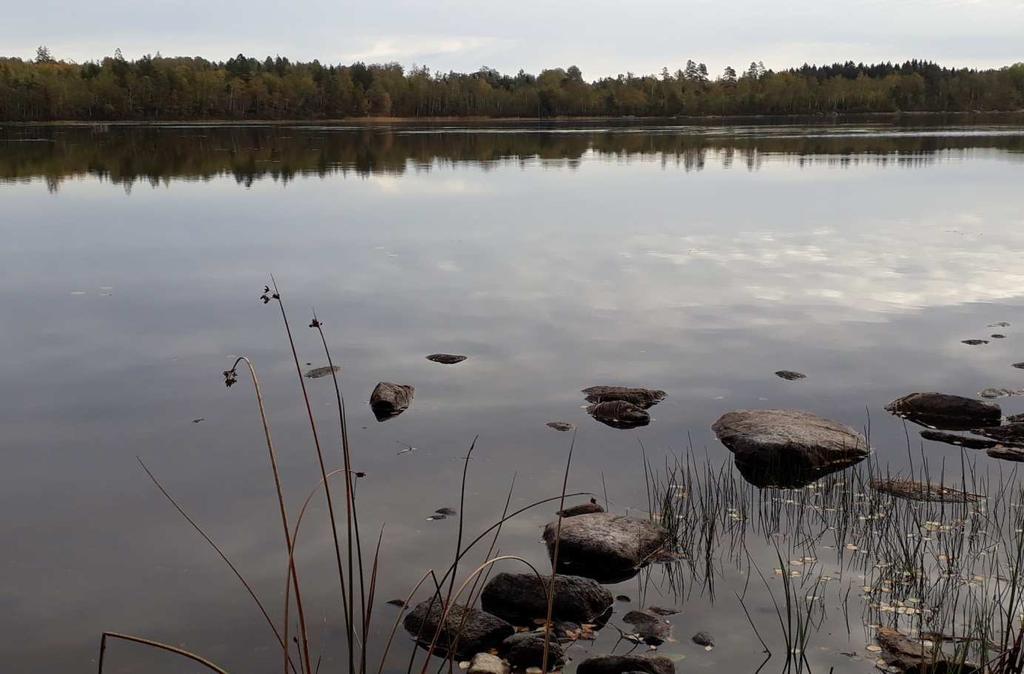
xmin=4 ymin=110 xmax=1024 ymax=127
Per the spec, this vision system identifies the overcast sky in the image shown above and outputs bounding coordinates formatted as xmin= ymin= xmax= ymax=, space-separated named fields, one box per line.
xmin=2 ymin=0 xmax=1022 ymax=77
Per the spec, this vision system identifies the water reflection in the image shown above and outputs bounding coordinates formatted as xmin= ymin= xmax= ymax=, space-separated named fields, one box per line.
xmin=1 ymin=123 xmax=1024 ymax=673
xmin=1 ymin=122 xmax=1023 ymax=191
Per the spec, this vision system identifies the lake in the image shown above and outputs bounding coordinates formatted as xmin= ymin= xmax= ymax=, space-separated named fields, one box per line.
xmin=3 ymin=120 xmax=1024 ymax=673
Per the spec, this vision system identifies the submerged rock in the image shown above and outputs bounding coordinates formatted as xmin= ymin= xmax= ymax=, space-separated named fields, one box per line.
xmin=875 ymin=628 xmax=981 ymax=674
xmin=622 ymin=609 xmax=670 ymax=645
xmin=426 ymin=354 xmax=468 ymax=365
xmin=558 ymin=498 xmax=605 ymax=518
xmin=582 ymin=386 xmax=666 ymax=409
xmin=402 ymin=599 xmax=513 ymax=659
xmin=962 ymin=339 xmax=989 ymax=346
xmin=586 ymin=401 xmax=650 ymax=429
xmin=304 ymin=365 xmax=340 ymax=379
xmin=774 ymin=370 xmax=807 ymax=381
xmin=467 ymin=653 xmax=509 ymax=674
xmin=712 ymin=409 xmax=869 ymax=488
xmin=370 ymin=382 xmax=414 ymax=421
xmin=546 ymin=421 xmax=576 ymax=432
xmin=919 ymin=429 xmax=997 ymax=450
xmin=871 ymin=478 xmax=982 ymax=503
xmin=542 ymin=513 xmax=670 ymax=583
xmin=988 ymin=446 xmax=1024 ymax=462
xmin=1014 ymin=362 xmax=1024 ymax=370
xmin=885 ymin=392 xmax=1001 ymax=431
xmin=978 ymin=387 xmax=1024 ymax=400
xmin=992 ymin=334 xmax=1007 ymax=339
xmin=973 ymin=422 xmax=1024 ymax=447
xmin=480 ymin=572 xmax=613 ymax=626
xmin=990 ymin=322 xmax=1011 ymax=328
xmin=692 ymin=631 xmax=715 ymax=649
xmin=498 ymin=632 xmax=564 ymax=669
xmin=577 ymin=654 xmax=675 ymax=674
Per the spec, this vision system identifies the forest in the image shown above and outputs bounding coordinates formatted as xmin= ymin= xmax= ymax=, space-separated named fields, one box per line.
xmin=2 ymin=47 xmax=1023 ymax=121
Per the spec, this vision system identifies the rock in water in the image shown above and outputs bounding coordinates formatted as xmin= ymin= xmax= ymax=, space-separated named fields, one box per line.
xmin=988 ymin=446 xmax=1024 ymax=462
xmin=973 ymin=422 xmax=1024 ymax=447
xmin=586 ymin=401 xmax=650 ymax=429
xmin=370 ymin=382 xmax=414 ymax=421
xmin=582 ymin=386 xmax=667 ymax=408
xmin=426 ymin=354 xmax=468 ymax=365
xmin=558 ymin=498 xmax=605 ymax=517
xmin=692 ymin=631 xmax=715 ymax=648
xmin=467 ymin=653 xmax=509 ymax=674
xmin=577 ymin=654 xmax=675 ymax=674
xmin=711 ymin=409 xmax=869 ymax=488
xmin=498 ymin=632 xmax=565 ymax=669
xmin=546 ymin=421 xmax=576 ymax=432
xmin=622 ymin=610 xmax=670 ymax=645
xmin=481 ymin=572 xmax=613 ymax=626
xmin=402 ymin=599 xmax=513 ymax=659
xmin=876 ymin=628 xmax=981 ymax=674
xmin=542 ymin=513 xmax=670 ymax=583
xmin=979 ymin=387 xmax=1024 ymax=400
xmin=871 ymin=478 xmax=982 ymax=503
xmin=885 ymin=392 xmax=1001 ymax=431
xmin=962 ymin=339 xmax=989 ymax=346
xmin=920 ymin=429 xmax=996 ymax=450
xmin=774 ymin=370 xmax=807 ymax=381
xmin=304 ymin=365 xmax=340 ymax=379
xmin=1014 ymin=362 xmax=1024 ymax=370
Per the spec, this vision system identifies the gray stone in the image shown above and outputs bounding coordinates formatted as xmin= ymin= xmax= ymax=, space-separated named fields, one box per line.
xmin=582 ymin=386 xmax=666 ymax=409
xmin=920 ymin=429 xmax=997 ymax=450
xmin=622 ymin=610 xmax=670 ymax=645
xmin=712 ymin=409 xmax=869 ymax=488
xmin=498 ymin=632 xmax=564 ymax=669
xmin=402 ymin=599 xmax=513 ymax=658
xmin=370 ymin=382 xmax=414 ymax=421
xmin=974 ymin=422 xmax=1024 ymax=447
xmin=543 ymin=513 xmax=670 ymax=583
xmin=774 ymin=370 xmax=807 ymax=381
xmin=557 ymin=499 xmax=605 ymax=518
xmin=426 ymin=354 xmax=467 ymax=364
xmin=467 ymin=653 xmax=509 ymax=674
xmin=481 ymin=572 xmax=613 ymax=626
xmin=586 ymin=401 xmax=650 ymax=429
xmin=576 ymin=654 xmax=675 ymax=674
xmin=886 ymin=392 xmax=1001 ymax=430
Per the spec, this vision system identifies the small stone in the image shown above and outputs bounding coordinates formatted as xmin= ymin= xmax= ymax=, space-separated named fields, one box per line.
xmin=467 ymin=653 xmax=509 ymax=674
xmin=427 ymin=354 xmax=468 ymax=365
xmin=586 ymin=400 xmax=650 ymax=429
xmin=692 ymin=631 xmax=714 ymax=648
xmin=546 ymin=422 xmax=576 ymax=432
xmin=558 ymin=499 xmax=604 ymax=517
xmin=962 ymin=339 xmax=989 ymax=346
xmin=370 ymin=382 xmax=414 ymax=421
xmin=774 ymin=370 xmax=807 ymax=381
xmin=304 ymin=365 xmax=340 ymax=379
xmin=582 ymin=386 xmax=666 ymax=409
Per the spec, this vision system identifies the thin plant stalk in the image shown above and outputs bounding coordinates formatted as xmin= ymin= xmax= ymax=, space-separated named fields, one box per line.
xmin=97 ymin=632 xmax=229 ymax=674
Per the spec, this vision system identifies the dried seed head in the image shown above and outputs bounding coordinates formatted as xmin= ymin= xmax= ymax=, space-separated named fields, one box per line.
xmin=223 ymin=369 xmax=238 ymax=387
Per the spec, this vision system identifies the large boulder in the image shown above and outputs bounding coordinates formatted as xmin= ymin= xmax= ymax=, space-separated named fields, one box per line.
xmin=586 ymin=401 xmax=650 ymax=429
xmin=712 ymin=409 xmax=869 ymax=488
xmin=543 ymin=513 xmax=670 ymax=583
xmin=876 ymin=628 xmax=981 ymax=673
xmin=582 ymin=386 xmax=667 ymax=409
xmin=402 ymin=599 xmax=513 ymax=658
xmin=370 ymin=382 xmax=414 ymax=422
xmin=481 ymin=572 xmax=613 ymax=626
xmin=497 ymin=632 xmax=565 ymax=669
xmin=885 ymin=392 xmax=1001 ymax=431
xmin=577 ymin=654 xmax=675 ymax=674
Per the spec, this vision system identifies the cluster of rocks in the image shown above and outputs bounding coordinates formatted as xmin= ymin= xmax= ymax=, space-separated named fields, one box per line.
xmin=582 ymin=386 xmax=666 ymax=430
xmin=886 ymin=392 xmax=1024 ymax=462
xmin=400 ymin=504 xmax=680 ymax=672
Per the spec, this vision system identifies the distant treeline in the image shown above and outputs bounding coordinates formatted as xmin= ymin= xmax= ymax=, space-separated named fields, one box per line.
xmin=2 ymin=48 xmax=1024 ymax=121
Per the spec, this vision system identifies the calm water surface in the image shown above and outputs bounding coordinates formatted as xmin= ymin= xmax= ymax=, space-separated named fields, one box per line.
xmin=2 ymin=122 xmax=1024 ymax=673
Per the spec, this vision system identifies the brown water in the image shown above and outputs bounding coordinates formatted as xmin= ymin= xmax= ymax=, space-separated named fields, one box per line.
xmin=2 ymin=121 xmax=1024 ymax=673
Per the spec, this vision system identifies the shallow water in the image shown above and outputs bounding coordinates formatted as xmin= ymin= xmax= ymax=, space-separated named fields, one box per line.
xmin=2 ymin=121 xmax=1024 ymax=673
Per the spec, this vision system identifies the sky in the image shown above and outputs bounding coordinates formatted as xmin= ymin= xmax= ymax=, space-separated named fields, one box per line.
xmin=1 ymin=0 xmax=1022 ymax=77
